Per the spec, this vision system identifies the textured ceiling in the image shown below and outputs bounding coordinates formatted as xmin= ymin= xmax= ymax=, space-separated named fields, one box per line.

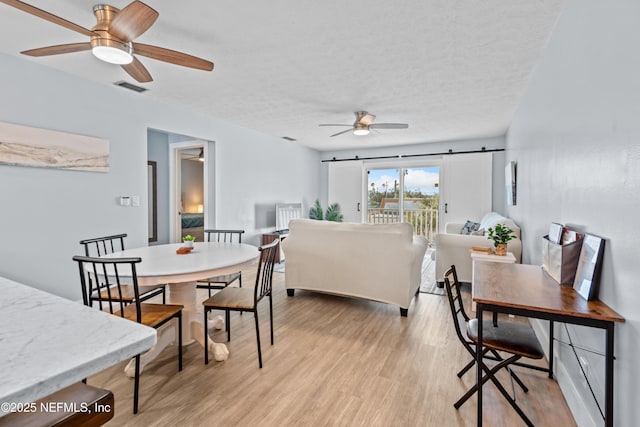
xmin=0 ymin=0 xmax=566 ymax=151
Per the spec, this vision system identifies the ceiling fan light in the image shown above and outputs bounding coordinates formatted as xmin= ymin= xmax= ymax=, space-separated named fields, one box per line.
xmin=91 ymin=39 xmax=134 ymax=65
xmin=353 ymin=128 xmax=370 ymax=136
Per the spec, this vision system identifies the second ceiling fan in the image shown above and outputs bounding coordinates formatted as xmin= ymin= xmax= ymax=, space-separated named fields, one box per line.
xmin=0 ymin=0 xmax=214 ymax=83
xmin=319 ymin=111 xmax=409 ymax=137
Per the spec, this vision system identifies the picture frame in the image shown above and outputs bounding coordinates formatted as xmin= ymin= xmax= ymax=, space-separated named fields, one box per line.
xmin=0 ymin=121 xmax=109 ymax=172
xmin=505 ymin=161 xmax=517 ymax=205
xmin=572 ymin=234 xmax=605 ymax=300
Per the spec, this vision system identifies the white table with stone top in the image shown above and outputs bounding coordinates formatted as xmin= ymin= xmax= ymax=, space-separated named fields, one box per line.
xmin=104 ymin=241 xmax=260 ymax=376
xmin=0 ymin=276 xmax=157 ymax=417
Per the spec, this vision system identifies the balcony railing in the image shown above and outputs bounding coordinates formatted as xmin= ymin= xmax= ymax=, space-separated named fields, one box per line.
xmin=367 ymin=207 xmax=439 ymax=245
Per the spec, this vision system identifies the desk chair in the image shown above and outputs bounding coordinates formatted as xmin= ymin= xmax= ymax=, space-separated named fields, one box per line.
xmin=203 ymin=239 xmax=279 ymax=368
xmin=74 ymin=255 xmax=183 ymax=414
xmin=196 ymin=230 xmax=245 ymax=297
xmin=443 ymin=265 xmax=544 ymax=427
xmin=80 ymin=234 xmax=165 ymax=304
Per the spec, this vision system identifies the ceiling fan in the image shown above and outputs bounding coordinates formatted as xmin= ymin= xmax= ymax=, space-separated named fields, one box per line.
xmin=319 ymin=111 xmax=409 ymax=137
xmin=179 ymin=147 xmax=205 ymax=162
xmin=0 ymin=0 xmax=214 ymax=83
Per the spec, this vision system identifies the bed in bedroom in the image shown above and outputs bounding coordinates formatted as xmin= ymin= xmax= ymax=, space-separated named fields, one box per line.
xmin=181 ymin=213 xmax=205 ymax=242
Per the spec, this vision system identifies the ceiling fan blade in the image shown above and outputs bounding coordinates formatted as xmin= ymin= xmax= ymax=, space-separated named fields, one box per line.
xmin=121 ymin=57 xmax=153 ymax=83
xmin=108 ymin=1 xmax=159 ymax=42
xmin=359 ymin=113 xmax=376 ymax=126
xmin=319 ymin=124 xmax=352 ymax=127
xmin=133 ymin=43 xmax=214 ymax=71
xmin=369 ymin=123 xmax=409 ymax=129
xmin=329 ymin=129 xmax=354 ymax=137
xmin=21 ymin=42 xmax=91 ymax=57
xmin=0 ymin=0 xmax=94 ymax=37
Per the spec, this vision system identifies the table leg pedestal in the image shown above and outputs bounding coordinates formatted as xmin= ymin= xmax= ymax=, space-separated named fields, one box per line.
xmin=123 ymin=281 xmax=230 ymax=377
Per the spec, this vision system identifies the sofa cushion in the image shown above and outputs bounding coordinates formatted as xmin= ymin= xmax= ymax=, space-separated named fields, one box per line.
xmin=460 ymin=220 xmax=480 ymax=235
xmin=479 ymin=212 xmax=506 ymax=231
xmin=479 ymin=212 xmax=520 ymax=238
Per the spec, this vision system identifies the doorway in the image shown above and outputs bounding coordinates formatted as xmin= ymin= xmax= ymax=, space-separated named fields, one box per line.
xmin=169 ymin=140 xmax=214 ymax=243
xmin=178 ymin=147 xmax=205 ymax=242
xmin=366 ymin=165 xmax=440 ymax=244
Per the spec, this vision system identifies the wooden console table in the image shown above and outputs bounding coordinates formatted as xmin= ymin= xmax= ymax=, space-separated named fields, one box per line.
xmin=262 ymin=232 xmax=286 ymax=263
xmin=473 ymin=262 xmax=624 ymax=427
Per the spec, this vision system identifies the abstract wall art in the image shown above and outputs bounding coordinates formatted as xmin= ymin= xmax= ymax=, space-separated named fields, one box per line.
xmin=0 ymin=121 xmax=109 ymax=172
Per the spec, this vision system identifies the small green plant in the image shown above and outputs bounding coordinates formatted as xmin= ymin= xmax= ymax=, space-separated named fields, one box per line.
xmin=183 ymin=234 xmax=195 ymax=241
xmin=487 ymin=224 xmax=515 ymax=247
xmin=309 ymin=199 xmax=343 ymax=222
xmin=309 ymin=200 xmax=324 ymax=220
xmin=325 ymin=203 xmax=344 ymax=222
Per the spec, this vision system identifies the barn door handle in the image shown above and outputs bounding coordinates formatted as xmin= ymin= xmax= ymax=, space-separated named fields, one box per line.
xmin=445 ymin=203 xmax=448 ymax=214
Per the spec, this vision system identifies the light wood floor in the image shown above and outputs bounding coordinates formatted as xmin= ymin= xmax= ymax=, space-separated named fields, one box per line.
xmin=92 ymin=269 xmax=576 ymax=426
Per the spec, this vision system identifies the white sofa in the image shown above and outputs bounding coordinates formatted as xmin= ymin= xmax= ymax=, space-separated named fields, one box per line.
xmin=282 ymin=219 xmax=428 ymax=316
xmin=435 ymin=212 xmax=522 ymax=284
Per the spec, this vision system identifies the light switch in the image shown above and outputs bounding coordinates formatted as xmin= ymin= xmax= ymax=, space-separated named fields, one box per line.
xmin=132 ymin=195 xmax=140 ymax=207
xmin=120 ymin=196 xmax=131 ymax=206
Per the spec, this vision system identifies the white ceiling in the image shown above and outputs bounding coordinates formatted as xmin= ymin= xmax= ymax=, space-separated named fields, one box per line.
xmin=0 ymin=0 xmax=566 ymax=151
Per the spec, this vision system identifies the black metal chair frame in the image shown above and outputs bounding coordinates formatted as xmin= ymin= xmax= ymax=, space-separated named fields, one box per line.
xmin=203 ymin=239 xmax=279 ymax=368
xmin=197 ymin=229 xmax=245 ymax=297
xmin=80 ymin=234 xmax=165 ymax=304
xmin=74 ymin=255 xmax=182 ymax=414
xmin=443 ymin=265 xmax=543 ymax=427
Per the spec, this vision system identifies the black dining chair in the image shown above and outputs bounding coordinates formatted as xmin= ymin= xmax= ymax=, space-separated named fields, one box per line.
xmin=74 ymin=255 xmax=183 ymax=414
xmin=443 ymin=265 xmax=544 ymax=427
xmin=80 ymin=234 xmax=166 ymax=304
xmin=196 ymin=229 xmax=245 ymax=297
xmin=203 ymin=239 xmax=279 ymax=368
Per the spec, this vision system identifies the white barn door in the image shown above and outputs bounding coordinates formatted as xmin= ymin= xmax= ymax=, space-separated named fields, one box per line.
xmin=439 ymin=153 xmax=492 ymax=231
xmin=328 ymin=160 xmax=364 ymax=223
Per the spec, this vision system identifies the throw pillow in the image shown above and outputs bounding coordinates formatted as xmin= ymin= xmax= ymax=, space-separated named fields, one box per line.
xmin=461 ymin=220 xmax=480 ymax=235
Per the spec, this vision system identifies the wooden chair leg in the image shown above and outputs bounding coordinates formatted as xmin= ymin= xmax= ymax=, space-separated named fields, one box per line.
xmin=255 ymin=310 xmax=262 ymax=368
xmin=204 ymin=309 xmax=209 ymax=364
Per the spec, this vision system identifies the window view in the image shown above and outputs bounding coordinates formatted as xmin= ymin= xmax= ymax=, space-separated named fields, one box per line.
xmin=367 ymin=166 xmax=439 ymax=244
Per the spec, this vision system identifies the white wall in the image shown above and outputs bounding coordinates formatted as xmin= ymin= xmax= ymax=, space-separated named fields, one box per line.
xmin=506 ymin=0 xmax=639 ymax=425
xmin=0 ymin=53 xmax=320 ymax=300
xmin=320 ymin=136 xmax=507 ymax=214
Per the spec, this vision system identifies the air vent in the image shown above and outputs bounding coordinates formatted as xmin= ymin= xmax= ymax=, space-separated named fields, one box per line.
xmin=114 ymin=81 xmax=148 ymax=93
xmin=281 ymin=136 xmax=296 ymax=141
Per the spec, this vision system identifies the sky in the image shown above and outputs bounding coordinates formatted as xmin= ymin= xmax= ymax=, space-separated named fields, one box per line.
xmin=368 ymin=167 xmax=440 ymax=195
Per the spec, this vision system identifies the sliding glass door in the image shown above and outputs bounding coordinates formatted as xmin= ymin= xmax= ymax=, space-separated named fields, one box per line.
xmin=367 ymin=165 xmax=439 ymax=244
xmin=402 ymin=167 xmax=440 ymax=243
xmin=367 ymin=168 xmax=401 ymax=224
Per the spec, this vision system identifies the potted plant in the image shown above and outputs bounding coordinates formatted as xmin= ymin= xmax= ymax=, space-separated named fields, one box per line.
xmin=183 ymin=234 xmax=195 ymax=248
xmin=309 ymin=199 xmax=344 ymax=222
xmin=487 ymin=224 xmax=516 ymax=256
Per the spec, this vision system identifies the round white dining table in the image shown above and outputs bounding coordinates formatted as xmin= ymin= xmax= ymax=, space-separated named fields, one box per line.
xmin=105 ymin=241 xmax=259 ymax=376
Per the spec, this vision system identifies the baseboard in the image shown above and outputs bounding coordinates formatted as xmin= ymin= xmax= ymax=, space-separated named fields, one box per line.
xmin=530 ymin=319 xmax=597 ymax=427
